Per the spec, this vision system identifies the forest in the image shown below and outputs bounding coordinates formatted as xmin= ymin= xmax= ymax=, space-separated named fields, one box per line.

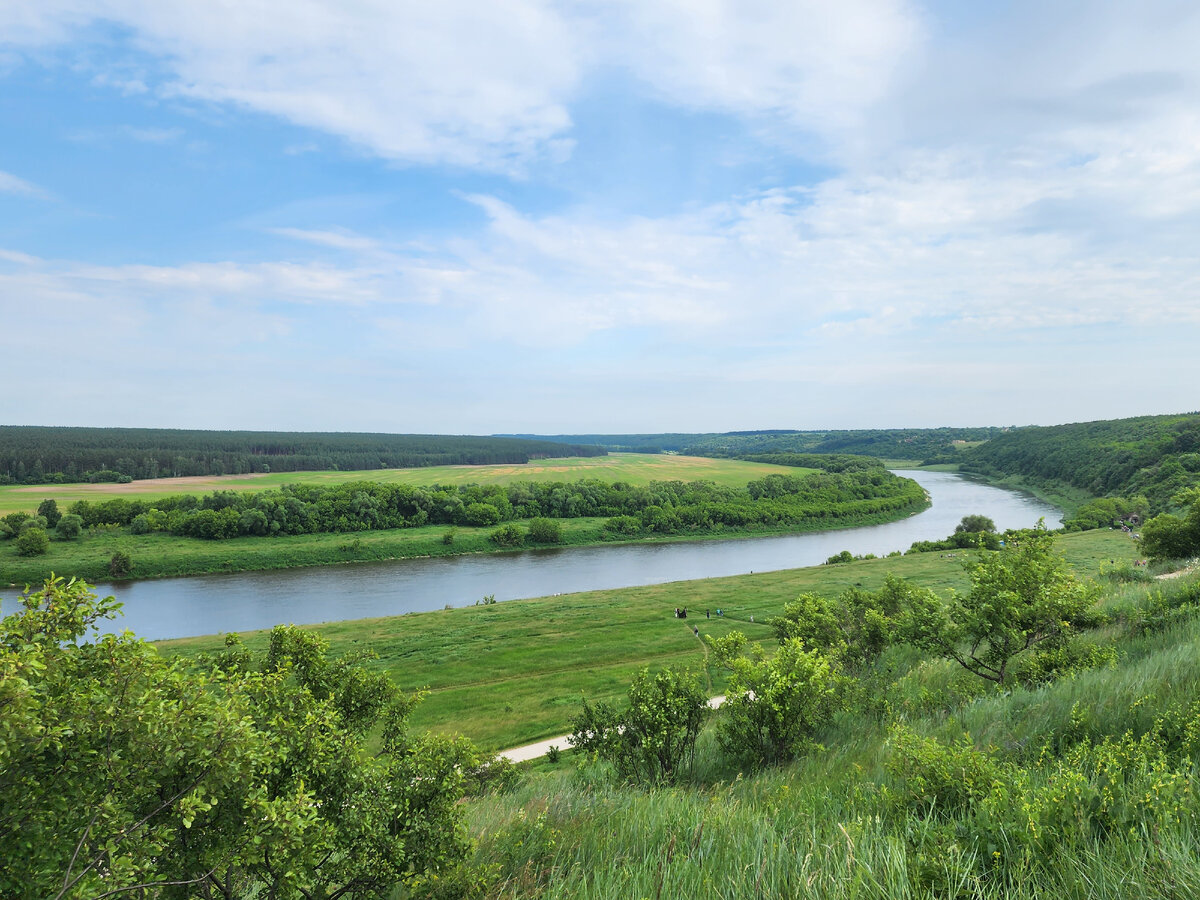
xmin=0 ymin=427 xmax=605 ymax=484
xmin=508 ymin=427 xmax=1003 ymax=458
xmin=959 ymin=413 xmax=1200 ymax=512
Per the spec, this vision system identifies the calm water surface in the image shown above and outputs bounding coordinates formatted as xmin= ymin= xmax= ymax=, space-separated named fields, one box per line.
xmin=2 ymin=471 xmax=1060 ymax=640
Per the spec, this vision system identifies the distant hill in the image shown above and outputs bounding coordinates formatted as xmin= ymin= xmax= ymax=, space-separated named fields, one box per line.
xmin=0 ymin=427 xmax=605 ymax=485
xmin=958 ymin=413 xmax=1200 ymax=513
xmin=505 ymin=427 xmax=1001 ymax=459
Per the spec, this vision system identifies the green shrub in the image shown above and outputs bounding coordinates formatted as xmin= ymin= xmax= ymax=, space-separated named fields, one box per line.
xmin=714 ymin=636 xmax=850 ymax=766
xmin=886 ymin=725 xmax=1001 ymax=815
xmin=570 ymin=667 xmax=708 ymax=785
xmin=15 ymin=527 xmax=50 ymax=557
xmin=108 ymin=550 xmax=133 ymax=577
xmin=488 ymin=524 xmax=524 ymax=548
xmin=526 ymin=517 xmax=562 ymax=544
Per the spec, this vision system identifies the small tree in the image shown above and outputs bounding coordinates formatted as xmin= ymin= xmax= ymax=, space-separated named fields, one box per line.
xmin=15 ymin=527 xmax=49 ymax=557
xmin=55 ymin=514 xmax=83 ymax=541
xmin=0 ymin=579 xmax=480 ymax=900
xmin=37 ymin=499 xmax=62 ymax=528
xmin=902 ymin=524 xmax=1097 ymax=685
xmin=1140 ymin=488 xmax=1200 ymax=561
xmin=955 ymin=514 xmax=996 ymax=534
xmin=570 ymin=667 xmax=708 ymax=784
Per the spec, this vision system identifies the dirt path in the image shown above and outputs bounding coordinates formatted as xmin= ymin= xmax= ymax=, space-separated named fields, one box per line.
xmin=496 ymin=695 xmax=727 ymax=763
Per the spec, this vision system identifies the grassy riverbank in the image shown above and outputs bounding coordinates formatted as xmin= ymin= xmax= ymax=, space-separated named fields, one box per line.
xmin=1 ymin=493 xmax=930 ymax=586
xmin=159 ymin=529 xmax=1138 ymax=750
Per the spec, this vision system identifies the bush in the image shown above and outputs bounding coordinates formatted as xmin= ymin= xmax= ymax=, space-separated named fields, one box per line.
xmin=602 ymin=515 xmax=641 ymax=536
xmin=15 ymin=527 xmax=49 ymax=557
xmin=526 ymin=517 xmax=561 ymax=544
xmin=488 ymin=524 xmax=524 ymax=548
xmin=19 ymin=515 xmax=48 ymax=533
xmin=108 ymin=550 xmax=133 ymax=577
xmin=710 ymin=635 xmax=851 ymax=766
xmin=36 ymin=499 xmax=61 ymax=527
xmin=570 ymin=667 xmax=707 ymax=784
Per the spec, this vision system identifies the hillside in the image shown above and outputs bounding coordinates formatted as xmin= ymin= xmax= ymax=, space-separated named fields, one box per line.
xmin=959 ymin=413 xmax=1200 ymax=512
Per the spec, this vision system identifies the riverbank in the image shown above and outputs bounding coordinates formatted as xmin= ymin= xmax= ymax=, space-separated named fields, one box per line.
xmin=158 ymin=528 xmax=1138 ymax=751
xmin=1 ymin=498 xmax=930 ymax=586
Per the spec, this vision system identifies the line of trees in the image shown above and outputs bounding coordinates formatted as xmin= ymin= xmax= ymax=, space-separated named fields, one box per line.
xmin=11 ymin=470 xmax=925 ymax=542
xmin=0 ymin=427 xmax=605 ymax=485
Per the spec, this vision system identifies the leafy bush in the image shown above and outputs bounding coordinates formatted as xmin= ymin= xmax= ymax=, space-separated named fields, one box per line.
xmin=710 ymin=635 xmax=850 ymax=766
xmin=14 ymin=527 xmax=49 ymax=557
xmin=570 ymin=667 xmax=708 ymax=784
xmin=108 ymin=550 xmax=133 ymax=577
xmin=488 ymin=524 xmax=525 ymax=548
xmin=526 ymin=517 xmax=562 ymax=544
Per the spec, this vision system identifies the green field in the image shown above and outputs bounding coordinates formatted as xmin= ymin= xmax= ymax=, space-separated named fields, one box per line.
xmin=0 ymin=453 xmax=810 ymax=516
xmin=160 ymin=529 xmax=1139 ymax=751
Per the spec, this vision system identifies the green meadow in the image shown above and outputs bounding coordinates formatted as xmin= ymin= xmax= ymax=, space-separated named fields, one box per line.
xmin=0 ymin=453 xmax=809 ymax=516
xmin=160 ymin=529 xmax=1139 ymax=751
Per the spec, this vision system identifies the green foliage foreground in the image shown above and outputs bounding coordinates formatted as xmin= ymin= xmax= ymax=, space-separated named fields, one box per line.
xmin=0 ymin=578 xmax=483 ymax=900
xmin=466 ymin=568 xmax=1200 ymax=900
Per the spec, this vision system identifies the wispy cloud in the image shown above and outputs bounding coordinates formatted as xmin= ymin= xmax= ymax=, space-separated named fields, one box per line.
xmin=0 ymin=170 xmax=45 ymax=197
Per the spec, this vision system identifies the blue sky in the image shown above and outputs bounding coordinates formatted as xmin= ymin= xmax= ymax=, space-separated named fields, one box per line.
xmin=2 ymin=1 xmax=1198 ymax=433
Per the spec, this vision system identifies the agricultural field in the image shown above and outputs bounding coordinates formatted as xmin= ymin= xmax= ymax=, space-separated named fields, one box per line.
xmin=161 ymin=529 xmax=1138 ymax=751
xmin=0 ymin=453 xmax=807 ymax=516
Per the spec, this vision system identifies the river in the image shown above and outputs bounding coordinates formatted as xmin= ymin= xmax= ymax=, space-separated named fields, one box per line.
xmin=2 ymin=471 xmax=1060 ymax=640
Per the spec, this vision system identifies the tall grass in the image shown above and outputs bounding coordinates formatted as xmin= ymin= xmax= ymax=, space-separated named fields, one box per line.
xmin=458 ymin=573 xmax=1200 ymax=899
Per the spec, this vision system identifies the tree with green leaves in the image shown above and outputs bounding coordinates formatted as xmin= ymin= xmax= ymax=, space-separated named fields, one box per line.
xmin=901 ymin=524 xmax=1098 ymax=685
xmin=0 ymin=577 xmax=479 ymax=899
xmin=37 ymin=498 xmax=62 ymax=528
xmin=569 ymin=667 xmax=708 ymax=784
xmin=55 ymin=513 xmax=83 ymax=540
xmin=1139 ymin=487 xmax=1200 ymax=561
xmin=955 ymin=514 xmax=996 ymax=534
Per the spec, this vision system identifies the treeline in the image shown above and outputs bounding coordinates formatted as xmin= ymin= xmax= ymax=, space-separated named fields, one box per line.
xmin=0 ymin=427 xmax=605 ymax=484
xmin=39 ymin=470 xmax=927 ymax=540
xmin=959 ymin=413 xmax=1200 ymax=513
xmin=510 ymin=428 xmax=1002 ymax=459
xmin=737 ymin=452 xmax=890 ymax=473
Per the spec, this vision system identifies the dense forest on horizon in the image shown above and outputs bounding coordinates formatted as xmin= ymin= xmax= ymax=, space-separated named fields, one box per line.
xmin=0 ymin=427 xmax=605 ymax=485
xmin=505 ymin=426 xmax=1004 ymax=458
xmin=958 ymin=413 xmax=1200 ymax=513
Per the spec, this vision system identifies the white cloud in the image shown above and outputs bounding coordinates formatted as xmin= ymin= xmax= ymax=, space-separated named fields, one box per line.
xmin=0 ymin=170 xmax=45 ymax=197
xmin=0 ymin=0 xmax=923 ymax=169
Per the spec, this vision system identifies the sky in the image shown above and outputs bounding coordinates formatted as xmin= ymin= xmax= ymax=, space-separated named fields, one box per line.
xmin=1 ymin=1 xmax=1198 ymax=435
